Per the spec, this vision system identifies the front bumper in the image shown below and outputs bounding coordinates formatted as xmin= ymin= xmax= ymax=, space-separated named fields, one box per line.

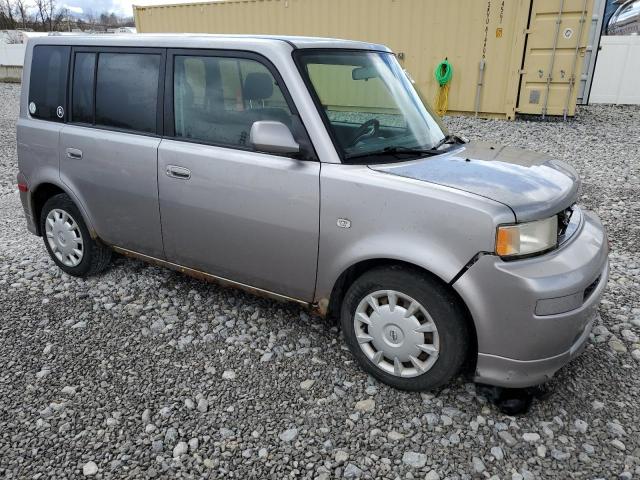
xmin=454 ymin=209 xmax=609 ymax=388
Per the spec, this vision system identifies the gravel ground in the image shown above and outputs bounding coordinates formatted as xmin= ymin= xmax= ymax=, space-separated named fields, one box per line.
xmin=0 ymin=82 xmax=639 ymax=479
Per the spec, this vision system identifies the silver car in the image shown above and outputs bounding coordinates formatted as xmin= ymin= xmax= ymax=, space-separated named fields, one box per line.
xmin=17 ymin=34 xmax=608 ymax=391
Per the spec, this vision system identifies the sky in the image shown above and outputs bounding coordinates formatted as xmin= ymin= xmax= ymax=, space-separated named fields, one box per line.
xmin=62 ymin=0 xmax=200 ymax=18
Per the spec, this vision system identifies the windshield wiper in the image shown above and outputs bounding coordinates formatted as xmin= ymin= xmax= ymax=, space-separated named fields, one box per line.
xmin=431 ymin=134 xmax=467 ymax=150
xmin=344 ymin=135 xmax=467 ymax=161
xmin=345 ymin=146 xmax=440 ymax=161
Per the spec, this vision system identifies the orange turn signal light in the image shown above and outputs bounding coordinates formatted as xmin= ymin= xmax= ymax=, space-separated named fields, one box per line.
xmin=496 ymin=226 xmax=518 ymax=256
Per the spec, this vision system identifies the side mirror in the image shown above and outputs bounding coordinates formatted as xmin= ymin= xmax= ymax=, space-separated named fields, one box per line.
xmin=250 ymin=121 xmax=300 ymax=155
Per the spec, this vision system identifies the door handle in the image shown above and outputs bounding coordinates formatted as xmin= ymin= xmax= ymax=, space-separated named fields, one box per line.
xmin=66 ymin=148 xmax=83 ymax=160
xmin=166 ymin=165 xmax=191 ymax=180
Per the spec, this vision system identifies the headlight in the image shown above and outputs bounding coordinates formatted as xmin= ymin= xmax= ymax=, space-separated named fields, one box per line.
xmin=496 ymin=216 xmax=558 ymax=258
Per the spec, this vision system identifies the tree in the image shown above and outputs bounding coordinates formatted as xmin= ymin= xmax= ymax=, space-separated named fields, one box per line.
xmin=14 ymin=0 xmax=29 ymax=28
xmin=34 ymin=0 xmax=66 ymax=31
xmin=0 ymin=0 xmax=16 ymax=29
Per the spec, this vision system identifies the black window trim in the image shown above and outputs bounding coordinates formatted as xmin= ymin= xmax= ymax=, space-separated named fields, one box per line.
xmin=292 ymin=47 xmax=398 ymax=164
xmin=29 ymin=44 xmax=71 ymax=123
xmin=164 ymin=48 xmax=318 ymax=161
xmin=68 ymin=46 xmax=166 ymax=138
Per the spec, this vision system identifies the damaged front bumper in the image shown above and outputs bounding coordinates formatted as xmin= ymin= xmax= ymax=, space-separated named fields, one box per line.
xmin=454 ymin=208 xmax=609 ymax=388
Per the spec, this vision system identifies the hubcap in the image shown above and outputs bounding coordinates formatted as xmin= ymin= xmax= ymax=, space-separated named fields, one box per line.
xmin=45 ymin=209 xmax=84 ymax=267
xmin=354 ymin=290 xmax=440 ymax=378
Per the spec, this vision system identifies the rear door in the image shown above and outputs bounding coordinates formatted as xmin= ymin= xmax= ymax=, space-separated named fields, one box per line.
xmin=158 ymin=49 xmax=320 ymax=301
xmin=60 ymin=47 xmax=165 ymax=258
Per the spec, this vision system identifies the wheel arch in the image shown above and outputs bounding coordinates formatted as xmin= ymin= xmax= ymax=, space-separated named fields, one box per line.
xmin=30 ymin=181 xmax=97 ymax=239
xmin=323 ymin=258 xmax=478 ymax=372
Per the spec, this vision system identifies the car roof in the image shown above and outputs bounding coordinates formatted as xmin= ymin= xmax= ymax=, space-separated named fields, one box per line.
xmin=30 ymin=33 xmax=391 ymax=52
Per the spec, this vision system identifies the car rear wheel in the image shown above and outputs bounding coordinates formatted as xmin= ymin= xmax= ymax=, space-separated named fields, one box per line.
xmin=340 ymin=265 xmax=469 ymax=391
xmin=40 ymin=193 xmax=111 ymax=277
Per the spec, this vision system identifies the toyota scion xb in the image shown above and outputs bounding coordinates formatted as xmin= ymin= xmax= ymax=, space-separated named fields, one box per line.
xmin=17 ymin=34 xmax=609 ymax=391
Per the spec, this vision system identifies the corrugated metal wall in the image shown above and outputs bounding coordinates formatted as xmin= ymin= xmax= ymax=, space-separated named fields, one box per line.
xmin=134 ymin=0 xmax=595 ymax=119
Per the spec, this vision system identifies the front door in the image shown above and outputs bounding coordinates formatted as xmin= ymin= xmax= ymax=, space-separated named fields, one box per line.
xmin=158 ymin=50 xmax=320 ymax=301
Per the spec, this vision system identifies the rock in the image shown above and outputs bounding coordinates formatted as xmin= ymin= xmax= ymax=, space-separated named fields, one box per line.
xmin=173 ymin=441 xmax=188 ymax=458
xmin=82 ymin=461 xmax=98 ymax=476
xmin=61 ymin=386 xmax=76 ymax=396
xmin=498 ymin=431 xmax=518 ymax=447
xmin=551 ymin=449 xmax=570 ymax=461
xmin=279 ymin=428 xmax=298 ymax=442
xmin=537 ymin=445 xmax=547 ymax=458
xmin=607 ymin=422 xmax=626 ymax=437
xmin=141 ymin=409 xmax=151 ymax=424
xmin=71 ymin=321 xmax=87 ymax=329
xmin=258 ymin=448 xmax=268 ymax=459
xmin=188 ymin=437 xmax=199 ymax=452
xmin=631 ymin=349 xmax=640 ymax=362
xmin=387 ymin=431 xmax=404 ymax=441
xmin=611 ymin=439 xmax=626 ymax=451
xmin=621 ymin=329 xmax=639 ymax=343
xmin=574 ymin=419 xmax=588 ymax=433
xmin=164 ymin=427 xmax=178 ymax=444
xmin=197 ymin=398 xmax=209 ymax=413
xmin=300 ymin=379 xmax=315 ymax=391
xmin=425 ymin=471 xmax=440 ymax=480
xmin=609 ymin=338 xmax=627 ymax=353
xmin=592 ymin=400 xmax=605 ymax=410
xmin=150 ymin=319 xmax=165 ymax=333
xmin=343 ymin=463 xmax=363 ymax=478
xmin=222 ymin=370 xmax=236 ymax=380
xmin=365 ymin=385 xmax=378 ymax=395
xmin=260 ymin=352 xmax=273 ymax=362
xmin=184 ymin=398 xmax=194 ymax=410
xmin=472 ymin=457 xmax=486 ymax=473
xmin=402 ymin=451 xmax=427 ymax=468
xmin=491 ymin=446 xmax=504 ymax=461
xmin=354 ymin=398 xmax=375 ymax=413
xmin=523 ymin=432 xmax=541 ymax=443
xmin=335 ymin=450 xmax=349 ymax=464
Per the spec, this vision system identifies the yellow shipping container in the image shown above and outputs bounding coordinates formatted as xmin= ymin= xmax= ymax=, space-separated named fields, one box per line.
xmin=134 ymin=0 xmax=594 ymax=119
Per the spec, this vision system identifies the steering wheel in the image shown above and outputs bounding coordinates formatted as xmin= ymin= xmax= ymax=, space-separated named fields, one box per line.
xmin=347 ymin=119 xmax=380 ymax=147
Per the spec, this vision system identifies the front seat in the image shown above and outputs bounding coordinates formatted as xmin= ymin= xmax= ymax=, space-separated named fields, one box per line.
xmin=242 ymin=72 xmax=292 ymax=127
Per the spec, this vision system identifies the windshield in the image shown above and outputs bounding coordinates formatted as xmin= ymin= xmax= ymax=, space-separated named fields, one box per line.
xmin=295 ymin=50 xmax=448 ymax=161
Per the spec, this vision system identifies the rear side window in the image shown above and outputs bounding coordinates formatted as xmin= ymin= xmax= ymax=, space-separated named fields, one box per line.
xmin=28 ymin=45 xmax=70 ymax=121
xmin=72 ymin=52 xmax=96 ymax=124
xmin=95 ymin=53 xmax=160 ymax=134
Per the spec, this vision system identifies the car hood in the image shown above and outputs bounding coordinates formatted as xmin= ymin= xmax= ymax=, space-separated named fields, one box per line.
xmin=370 ymin=141 xmax=580 ymax=222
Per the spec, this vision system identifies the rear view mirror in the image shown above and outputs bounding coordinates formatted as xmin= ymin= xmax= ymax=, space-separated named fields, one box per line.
xmin=352 ymin=66 xmax=379 ymax=81
xmin=250 ymin=121 xmax=300 ymax=155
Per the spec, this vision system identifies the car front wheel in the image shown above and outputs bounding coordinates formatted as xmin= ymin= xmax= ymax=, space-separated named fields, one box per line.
xmin=340 ymin=265 xmax=470 ymax=391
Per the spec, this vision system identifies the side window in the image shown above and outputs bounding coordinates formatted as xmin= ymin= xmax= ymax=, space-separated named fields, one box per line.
xmin=173 ymin=55 xmax=293 ymax=148
xmin=28 ymin=45 xmax=70 ymax=121
xmin=72 ymin=52 xmax=96 ymax=124
xmin=95 ymin=53 xmax=160 ymax=134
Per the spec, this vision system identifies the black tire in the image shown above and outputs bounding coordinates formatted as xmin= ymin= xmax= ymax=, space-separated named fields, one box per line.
xmin=40 ymin=193 xmax=111 ymax=277
xmin=340 ymin=265 xmax=469 ymax=391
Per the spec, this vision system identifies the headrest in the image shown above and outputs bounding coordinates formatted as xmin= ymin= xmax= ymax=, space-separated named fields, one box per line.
xmin=243 ymin=72 xmax=273 ymax=101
